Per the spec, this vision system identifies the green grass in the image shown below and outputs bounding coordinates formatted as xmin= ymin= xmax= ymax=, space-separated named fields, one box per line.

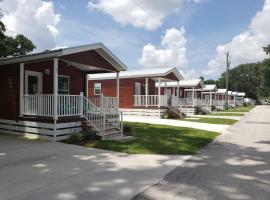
xmin=184 ymin=117 xmax=238 ymax=125
xmin=84 ymin=122 xmax=218 ymax=155
xmin=209 ymin=112 xmax=245 ymax=116
xmin=224 ymin=105 xmax=255 ymax=112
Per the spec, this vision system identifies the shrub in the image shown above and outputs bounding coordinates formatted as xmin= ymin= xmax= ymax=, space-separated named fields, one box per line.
xmin=163 ymin=112 xmax=169 ymax=119
xmin=67 ymin=133 xmax=81 ymax=145
xmin=123 ymin=124 xmax=133 ymax=136
xmin=82 ymin=129 xmax=98 ymax=141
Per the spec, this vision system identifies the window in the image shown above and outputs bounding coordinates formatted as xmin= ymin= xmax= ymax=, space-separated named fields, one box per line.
xmin=94 ymin=83 xmax=102 ymax=95
xmin=58 ymin=75 xmax=69 ymax=94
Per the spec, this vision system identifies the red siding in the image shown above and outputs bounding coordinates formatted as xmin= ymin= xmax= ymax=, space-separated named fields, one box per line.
xmin=0 ymin=64 xmax=20 ymax=120
xmin=61 ymin=50 xmax=119 ymax=73
xmin=88 ymin=78 xmax=156 ymax=108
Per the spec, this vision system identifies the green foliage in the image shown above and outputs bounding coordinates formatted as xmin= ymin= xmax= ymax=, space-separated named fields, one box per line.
xmin=67 ymin=133 xmax=81 ymax=145
xmin=0 ymin=21 xmax=35 ymax=58
xmin=263 ymin=44 xmax=270 ymax=55
xmin=123 ymin=124 xmax=133 ymax=136
xmin=211 ymin=44 xmax=270 ymax=100
xmin=81 ymin=129 xmax=98 ymax=141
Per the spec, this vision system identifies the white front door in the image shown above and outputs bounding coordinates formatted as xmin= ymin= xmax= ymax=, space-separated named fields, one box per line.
xmin=25 ymin=71 xmax=43 ymax=94
xmin=135 ymin=82 xmax=141 ymax=95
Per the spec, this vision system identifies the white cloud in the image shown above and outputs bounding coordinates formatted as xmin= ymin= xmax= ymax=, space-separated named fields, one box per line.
xmin=180 ymin=69 xmax=198 ymax=79
xmin=205 ymin=0 xmax=270 ymax=77
xmin=139 ymin=27 xmax=187 ymax=68
xmin=0 ymin=0 xmax=60 ymax=51
xmin=87 ymin=0 xmax=182 ymax=30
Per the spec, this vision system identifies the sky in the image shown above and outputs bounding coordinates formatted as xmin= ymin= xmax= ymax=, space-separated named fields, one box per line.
xmin=0 ymin=0 xmax=269 ymax=79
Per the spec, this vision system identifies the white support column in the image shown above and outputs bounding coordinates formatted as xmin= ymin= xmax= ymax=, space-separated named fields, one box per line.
xmin=116 ymin=72 xmax=120 ymax=108
xmin=145 ymin=78 xmax=148 ymax=107
xmin=19 ymin=63 xmax=24 ymax=117
xmin=192 ymin=86 xmax=195 ymax=107
xmin=234 ymin=95 xmax=236 ymax=107
xmin=158 ymin=77 xmax=161 ymax=108
xmin=210 ymin=91 xmax=212 ymax=107
xmin=80 ymin=92 xmax=84 ymax=117
xmin=85 ymin=74 xmax=89 ymax=97
xmin=177 ymin=81 xmax=180 ymax=98
xmin=53 ymin=58 xmax=58 ymax=120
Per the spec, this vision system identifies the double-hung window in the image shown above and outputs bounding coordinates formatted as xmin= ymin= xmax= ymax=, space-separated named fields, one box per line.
xmin=94 ymin=83 xmax=102 ymax=95
xmin=58 ymin=75 xmax=70 ymax=94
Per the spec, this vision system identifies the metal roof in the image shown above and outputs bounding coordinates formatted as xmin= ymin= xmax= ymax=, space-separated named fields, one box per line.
xmin=0 ymin=43 xmax=127 ymax=72
xmin=88 ymin=67 xmax=184 ymax=81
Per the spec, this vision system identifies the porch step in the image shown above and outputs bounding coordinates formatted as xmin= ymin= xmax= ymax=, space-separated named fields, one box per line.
xmin=82 ymin=121 xmax=122 ymax=140
xmin=186 ymin=107 xmax=197 ymax=117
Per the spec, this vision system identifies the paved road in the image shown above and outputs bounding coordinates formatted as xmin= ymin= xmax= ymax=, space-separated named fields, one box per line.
xmin=0 ymin=135 xmax=189 ymax=200
xmin=132 ymin=106 xmax=270 ymax=200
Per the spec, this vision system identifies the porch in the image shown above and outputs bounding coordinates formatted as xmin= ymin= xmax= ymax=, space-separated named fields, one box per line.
xmin=13 ymin=44 xmax=127 ymax=140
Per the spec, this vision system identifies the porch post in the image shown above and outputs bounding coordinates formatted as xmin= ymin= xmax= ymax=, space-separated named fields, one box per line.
xmin=210 ymin=91 xmax=212 ymax=107
xmin=53 ymin=58 xmax=58 ymax=120
xmin=85 ymin=74 xmax=88 ymax=97
xmin=19 ymin=63 xmax=24 ymax=117
xmin=145 ymin=78 xmax=148 ymax=107
xmin=192 ymin=86 xmax=195 ymax=107
xmin=116 ymin=72 xmax=120 ymax=108
xmin=158 ymin=77 xmax=161 ymax=108
xmin=177 ymin=81 xmax=180 ymax=98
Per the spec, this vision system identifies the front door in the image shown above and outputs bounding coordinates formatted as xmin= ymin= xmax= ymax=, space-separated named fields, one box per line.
xmin=25 ymin=71 xmax=43 ymax=94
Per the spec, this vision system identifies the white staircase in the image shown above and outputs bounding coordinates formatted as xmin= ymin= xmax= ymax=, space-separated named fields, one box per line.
xmin=82 ymin=95 xmax=123 ymax=140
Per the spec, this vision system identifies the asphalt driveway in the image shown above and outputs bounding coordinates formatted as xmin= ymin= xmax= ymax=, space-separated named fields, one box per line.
xmin=132 ymin=105 xmax=270 ymax=200
xmin=0 ymin=134 xmax=189 ymax=200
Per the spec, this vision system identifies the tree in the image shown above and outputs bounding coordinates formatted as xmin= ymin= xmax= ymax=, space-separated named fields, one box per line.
xmin=216 ymin=63 xmax=262 ymax=100
xmin=0 ymin=21 xmax=35 ymax=58
xmin=263 ymin=44 xmax=270 ymax=55
xmin=204 ymin=79 xmax=217 ymax=85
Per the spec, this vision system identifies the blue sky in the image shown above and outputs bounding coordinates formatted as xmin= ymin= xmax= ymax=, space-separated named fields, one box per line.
xmin=1 ymin=0 xmax=269 ymax=79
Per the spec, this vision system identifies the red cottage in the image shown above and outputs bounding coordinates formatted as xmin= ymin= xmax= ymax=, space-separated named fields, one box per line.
xmin=88 ymin=68 xmax=184 ymax=118
xmin=0 ymin=43 xmax=127 ymax=140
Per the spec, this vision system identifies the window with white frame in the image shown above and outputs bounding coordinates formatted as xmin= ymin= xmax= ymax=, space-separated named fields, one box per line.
xmin=94 ymin=83 xmax=102 ymax=95
xmin=58 ymin=75 xmax=69 ymax=94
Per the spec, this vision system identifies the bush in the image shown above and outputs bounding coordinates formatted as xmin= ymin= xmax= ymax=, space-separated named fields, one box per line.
xmin=82 ymin=129 xmax=98 ymax=141
xmin=123 ymin=124 xmax=133 ymax=136
xmin=163 ymin=112 xmax=169 ymax=119
xmin=67 ymin=133 xmax=81 ymax=145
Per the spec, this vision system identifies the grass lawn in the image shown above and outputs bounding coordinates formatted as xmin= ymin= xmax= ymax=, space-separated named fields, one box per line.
xmin=209 ymin=112 xmax=244 ymax=116
xmin=224 ymin=105 xmax=255 ymax=112
xmin=84 ymin=122 xmax=218 ymax=155
xmin=184 ymin=117 xmax=238 ymax=125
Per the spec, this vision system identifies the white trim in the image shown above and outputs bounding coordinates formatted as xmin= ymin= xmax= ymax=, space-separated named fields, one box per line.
xmin=24 ymin=70 xmax=43 ymax=94
xmin=53 ymin=58 xmax=58 ymax=120
xmin=0 ymin=119 xmax=82 ymax=141
xmin=116 ymin=72 xmax=119 ymax=107
xmin=20 ymin=63 xmax=24 ymax=117
xmin=94 ymin=83 xmax=102 ymax=95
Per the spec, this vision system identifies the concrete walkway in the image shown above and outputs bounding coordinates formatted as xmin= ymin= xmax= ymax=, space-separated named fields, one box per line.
xmin=193 ymin=115 xmax=242 ymax=120
xmin=0 ymin=135 xmax=190 ymax=200
xmin=124 ymin=116 xmax=229 ymax=133
xmin=132 ymin=106 xmax=270 ymax=200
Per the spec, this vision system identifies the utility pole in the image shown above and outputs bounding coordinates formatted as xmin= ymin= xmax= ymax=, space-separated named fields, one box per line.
xmin=225 ymin=51 xmax=230 ymax=109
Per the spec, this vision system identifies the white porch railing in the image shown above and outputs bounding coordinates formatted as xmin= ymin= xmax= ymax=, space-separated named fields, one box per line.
xmin=134 ymin=95 xmax=167 ymax=107
xmin=21 ymin=95 xmax=82 ymax=117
